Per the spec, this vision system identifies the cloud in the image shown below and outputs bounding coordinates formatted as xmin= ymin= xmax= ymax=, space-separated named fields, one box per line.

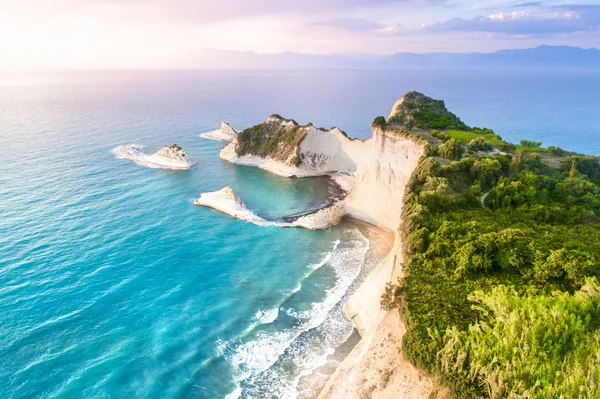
xmin=309 ymin=17 xmax=403 ymax=36
xmin=0 ymin=0 xmax=439 ymax=24
xmin=310 ymin=18 xmax=386 ymax=31
xmin=424 ymin=3 xmax=600 ymax=34
xmin=510 ymin=2 xmax=543 ymax=8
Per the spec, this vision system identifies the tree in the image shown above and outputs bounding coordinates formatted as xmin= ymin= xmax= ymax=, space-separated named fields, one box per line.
xmin=467 ymin=137 xmax=493 ymax=152
xmin=520 ymin=139 xmax=542 ymax=148
xmin=439 ymin=138 xmax=464 ymax=160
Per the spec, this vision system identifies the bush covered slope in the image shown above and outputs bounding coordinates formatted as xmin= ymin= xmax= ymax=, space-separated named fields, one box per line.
xmin=381 ymin=92 xmax=600 ymax=398
xmin=235 ymin=115 xmax=307 ymax=165
xmin=388 ymin=91 xmax=470 ymax=130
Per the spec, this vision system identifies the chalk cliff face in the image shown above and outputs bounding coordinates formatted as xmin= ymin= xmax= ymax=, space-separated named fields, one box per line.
xmin=344 ymin=129 xmax=423 ymax=232
xmin=205 ymin=92 xmax=448 ymax=397
xmin=200 ymin=122 xmax=239 ymax=141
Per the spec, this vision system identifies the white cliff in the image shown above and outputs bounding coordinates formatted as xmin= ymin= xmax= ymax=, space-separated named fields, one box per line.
xmin=113 ymin=144 xmax=196 ymax=170
xmin=220 ymin=117 xmax=363 ymax=178
xmin=200 ymin=122 xmax=239 ymax=142
xmin=208 ymin=94 xmax=440 ymax=397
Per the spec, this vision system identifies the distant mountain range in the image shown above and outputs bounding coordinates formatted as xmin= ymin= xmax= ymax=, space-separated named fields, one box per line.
xmin=172 ymin=45 xmax=600 ymax=69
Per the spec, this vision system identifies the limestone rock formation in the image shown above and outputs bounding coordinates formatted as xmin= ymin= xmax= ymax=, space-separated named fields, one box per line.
xmin=112 ymin=143 xmax=196 ymax=170
xmin=152 ymin=144 xmax=192 ymax=164
xmin=200 ymin=122 xmax=239 ymax=141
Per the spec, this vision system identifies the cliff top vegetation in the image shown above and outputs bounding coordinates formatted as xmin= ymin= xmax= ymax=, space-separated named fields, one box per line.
xmin=380 ymin=92 xmax=600 ymax=398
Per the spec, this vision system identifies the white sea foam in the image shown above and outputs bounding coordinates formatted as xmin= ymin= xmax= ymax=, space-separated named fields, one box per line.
xmin=254 ymin=308 xmax=279 ymax=325
xmin=224 ymin=385 xmax=242 ymax=399
xmin=309 ymin=239 xmax=340 ymax=270
xmin=112 ymin=144 xmax=196 ymax=170
xmin=217 ymin=228 xmax=370 ymax=398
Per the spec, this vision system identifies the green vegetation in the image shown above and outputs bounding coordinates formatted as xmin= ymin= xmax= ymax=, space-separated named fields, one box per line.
xmin=372 ymin=116 xmax=387 ymax=130
xmin=446 ymin=129 xmax=505 ymax=148
xmin=440 ymin=283 xmax=600 ymax=399
xmin=291 ymin=154 xmax=301 ymax=166
xmin=521 ymin=139 xmax=543 ymax=148
xmin=513 ymin=138 xmax=550 ymax=153
xmin=438 ymin=138 xmax=464 ymax=160
xmin=389 ymin=143 xmax=600 ymax=397
xmin=466 ymin=137 xmax=493 ymax=152
xmin=235 ymin=118 xmax=305 ymax=159
xmin=388 ymin=91 xmax=470 ymax=130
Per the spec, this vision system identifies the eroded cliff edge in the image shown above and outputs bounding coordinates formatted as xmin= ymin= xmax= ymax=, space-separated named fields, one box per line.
xmin=203 ymin=92 xmax=441 ymax=397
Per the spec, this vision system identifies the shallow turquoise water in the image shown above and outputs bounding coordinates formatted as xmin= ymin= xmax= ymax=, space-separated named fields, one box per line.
xmin=1 ymin=69 xmax=599 ymax=399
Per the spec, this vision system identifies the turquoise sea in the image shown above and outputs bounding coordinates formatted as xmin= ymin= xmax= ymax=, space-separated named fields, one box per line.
xmin=1 ymin=69 xmax=599 ymax=399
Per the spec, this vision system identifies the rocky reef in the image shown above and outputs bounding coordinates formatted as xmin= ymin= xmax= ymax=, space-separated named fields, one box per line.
xmin=113 ymin=144 xmax=196 ymax=170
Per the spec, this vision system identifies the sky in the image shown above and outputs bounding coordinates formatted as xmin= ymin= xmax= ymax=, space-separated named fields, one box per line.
xmin=0 ymin=0 xmax=599 ymax=68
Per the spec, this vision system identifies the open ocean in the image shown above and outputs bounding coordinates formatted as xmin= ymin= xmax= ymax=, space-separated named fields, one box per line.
xmin=1 ymin=69 xmax=599 ymax=399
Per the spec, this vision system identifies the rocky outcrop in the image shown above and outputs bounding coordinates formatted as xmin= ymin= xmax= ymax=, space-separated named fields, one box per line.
xmin=194 ymin=186 xmax=346 ymax=230
xmin=220 ymin=115 xmax=360 ymax=177
xmin=152 ymin=144 xmax=192 ymax=164
xmin=194 ymin=186 xmax=269 ymax=225
xmin=113 ymin=144 xmax=196 ymax=170
xmin=200 ymin=122 xmax=239 ymax=141
xmin=388 ymin=91 xmax=469 ymax=131
xmin=283 ymin=201 xmax=346 ymax=230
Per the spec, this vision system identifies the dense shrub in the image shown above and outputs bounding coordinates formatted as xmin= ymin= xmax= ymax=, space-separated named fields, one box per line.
xmin=439 ymin=282 xmax=600 ymax=398
xmin=372 ymin=116 xmax=387 ymax=130
xmin=439 ymin=138 xmax=465 ymax=160
xmin=393 ymin=148 xmax=600 ymax=397
xmin=520 ymin=139 xmax=543 ymax=148
xmin=466 ymin=137 xmax=493 ymax=152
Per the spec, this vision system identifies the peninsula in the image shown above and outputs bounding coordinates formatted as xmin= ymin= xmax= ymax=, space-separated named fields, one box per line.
xmin=200 ymin=92 xmax=600 ymax=398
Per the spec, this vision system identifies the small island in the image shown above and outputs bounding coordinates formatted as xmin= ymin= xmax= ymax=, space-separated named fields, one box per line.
xmin=113 ymin=143 xmax=197 ymax=170
xmin=201 ymin=91 xmax=600 ymax=398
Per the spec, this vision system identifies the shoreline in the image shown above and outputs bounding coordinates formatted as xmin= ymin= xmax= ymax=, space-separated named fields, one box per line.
xmin=301 ymin=219 xmax=393 ymax=398
xmin=347 ymin=217 xmax=395 ymax=248
xmin=282 ymin=175 xmax=349 ymax=223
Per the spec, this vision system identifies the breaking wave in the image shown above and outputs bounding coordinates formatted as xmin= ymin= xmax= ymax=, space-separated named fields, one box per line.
xmin=218 ymin=229 xmax=370 ymax=398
